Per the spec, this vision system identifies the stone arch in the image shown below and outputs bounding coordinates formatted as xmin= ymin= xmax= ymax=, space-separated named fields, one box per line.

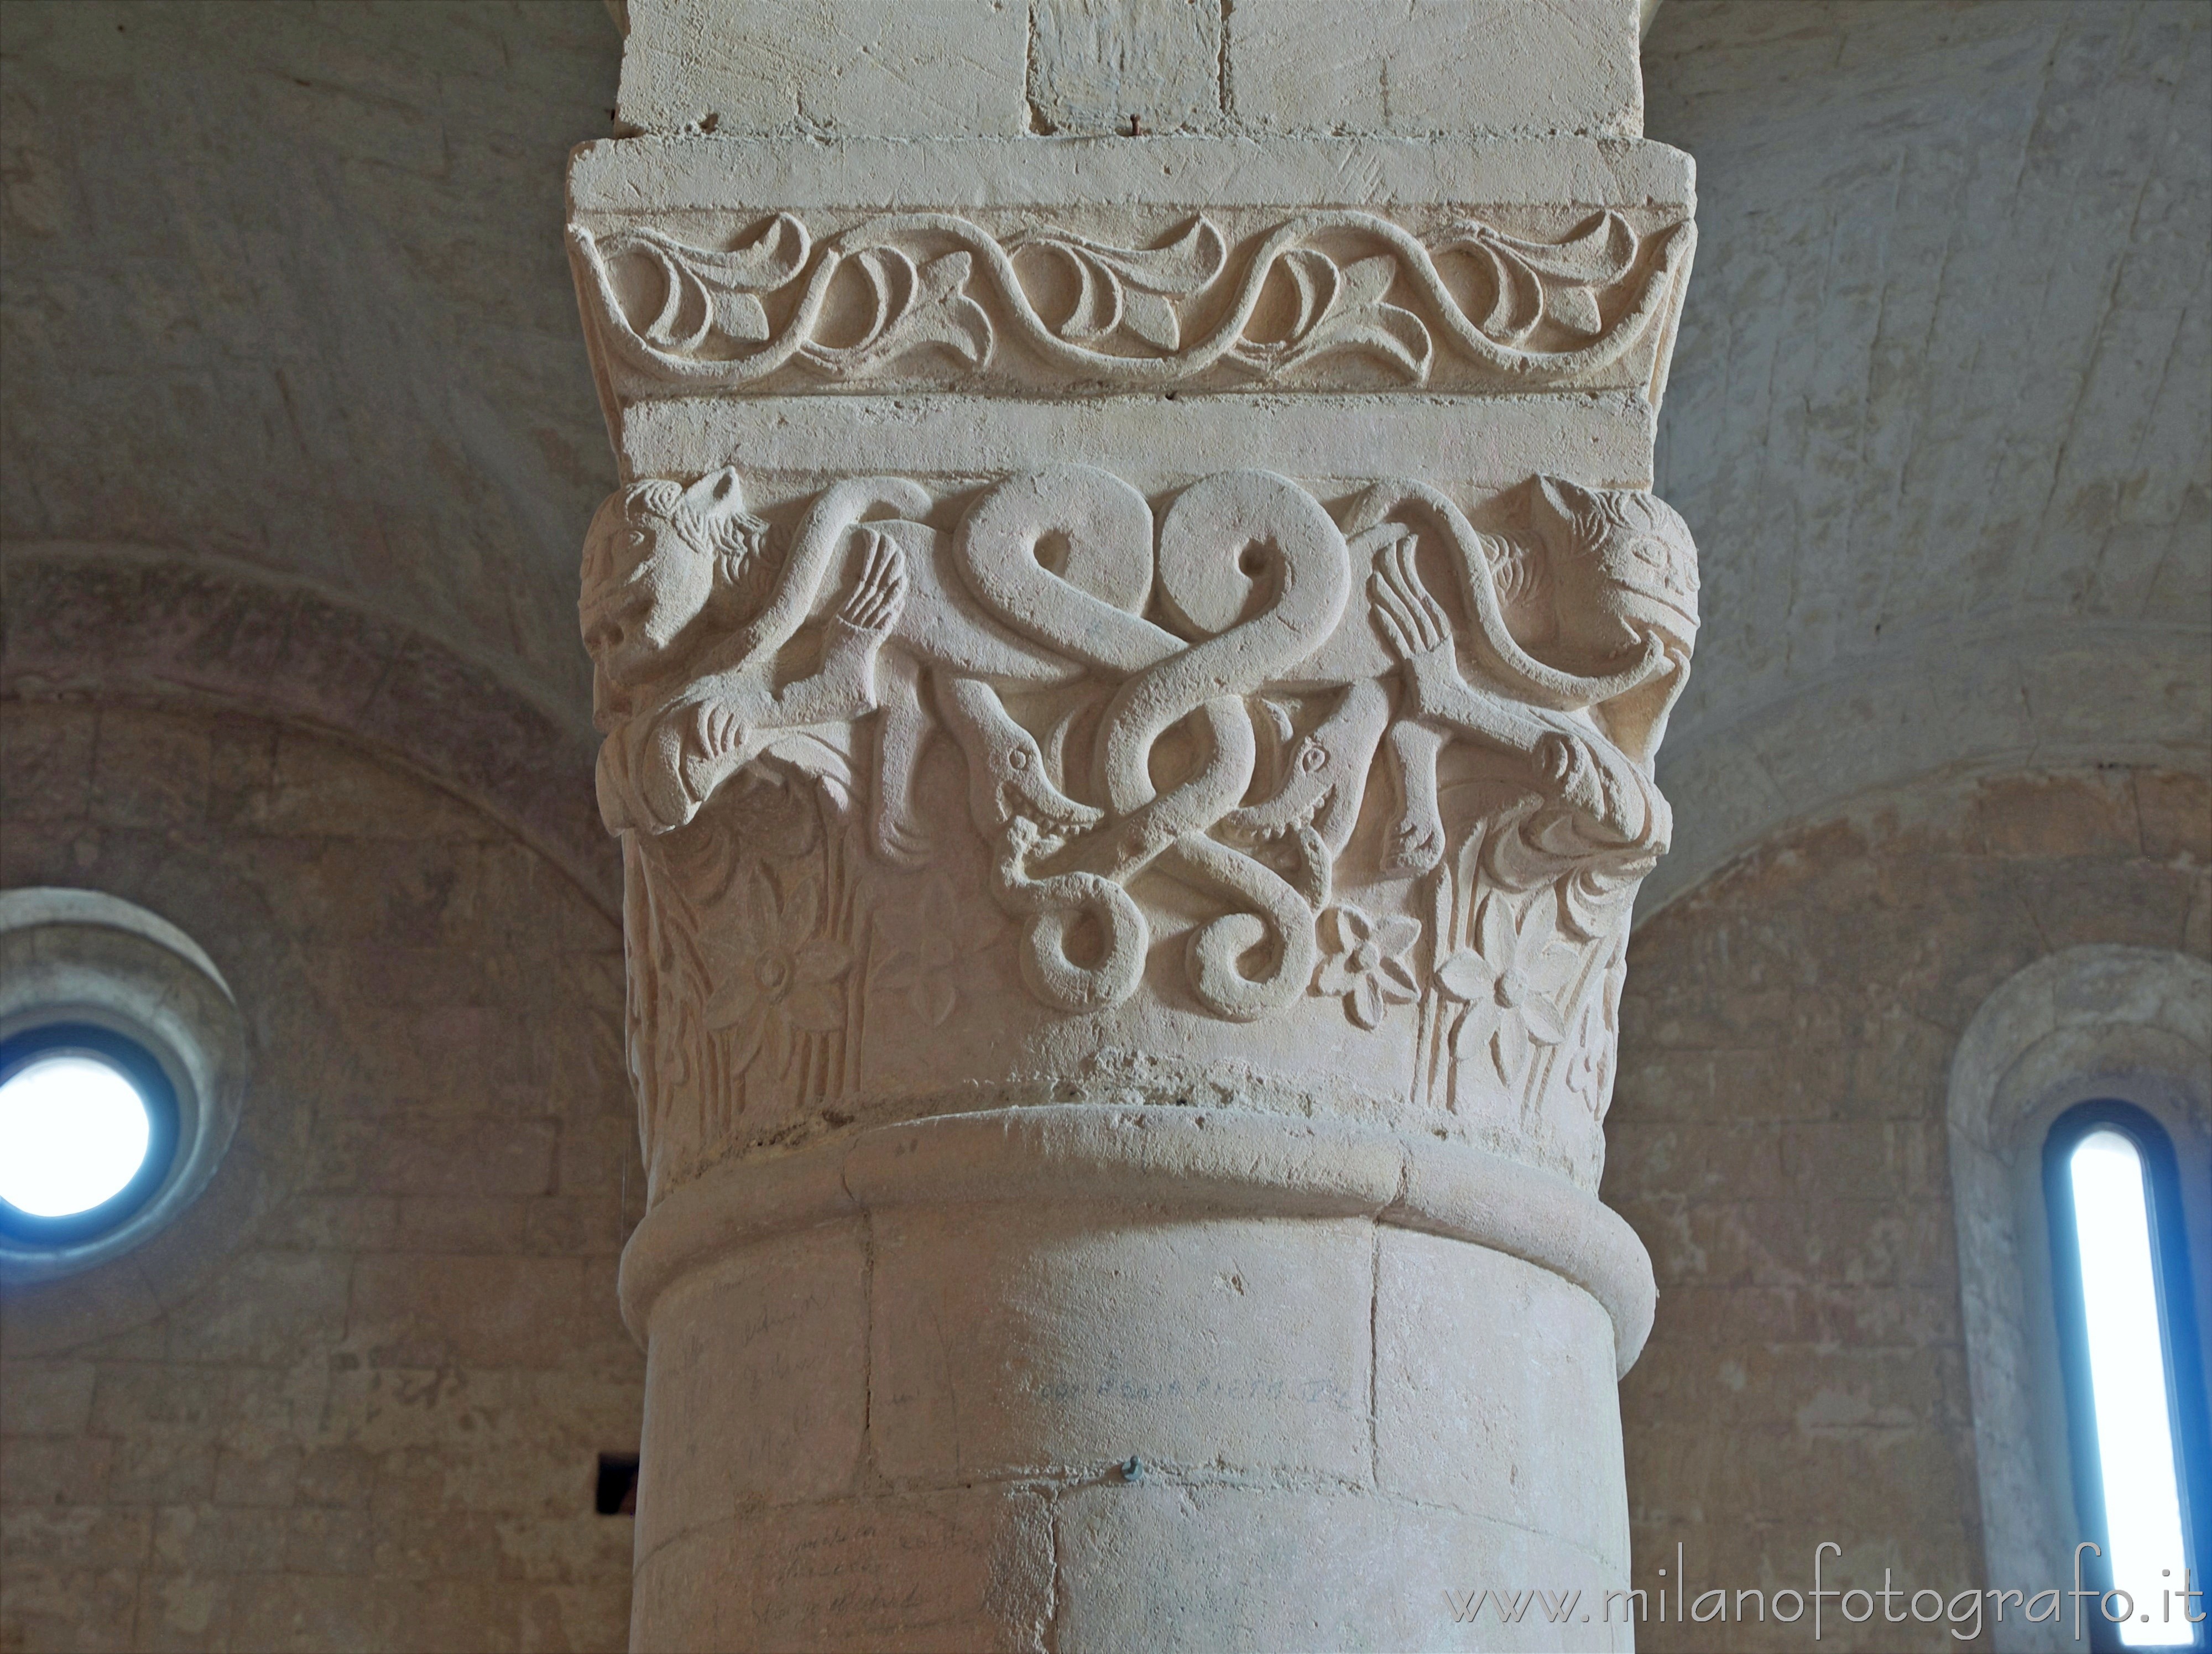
xmin=1 ymin=542 xmax=615 ymax=915
xmin=1946 ymin=945 xmax=2212 ymax=1651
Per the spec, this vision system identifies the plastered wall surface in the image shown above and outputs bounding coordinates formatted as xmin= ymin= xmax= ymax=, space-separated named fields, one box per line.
xmin=1608 ymin=762 xmax=2211 ymax=1654
xmin=0 ymin=702 xmax=641 ymax=1653
xmin=1642 ymin=0 xmax=2212 ymax=910
xmin=0 ymin=1 xmax=623 ymax=727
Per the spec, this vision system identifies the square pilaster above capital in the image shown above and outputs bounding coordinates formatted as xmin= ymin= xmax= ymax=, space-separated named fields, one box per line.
xmin=611 ymin=0 xmax=1650 ymax=143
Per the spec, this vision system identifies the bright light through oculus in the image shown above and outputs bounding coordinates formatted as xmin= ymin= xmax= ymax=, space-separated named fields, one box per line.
xmin=0 ymin=1054 xmax=152 ymax=1218
xmin=2069 ymin=1128 xmax=2192 ymax=1648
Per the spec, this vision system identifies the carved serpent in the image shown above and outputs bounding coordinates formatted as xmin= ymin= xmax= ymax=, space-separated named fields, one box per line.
xmin=590 ymin=461 xmax=1687 ymax=1021
xmin=953 ymin=468 xmax=1352 ymax=1019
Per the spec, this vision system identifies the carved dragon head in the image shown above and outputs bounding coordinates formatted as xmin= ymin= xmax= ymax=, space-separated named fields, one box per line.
xmin=1530 ymin=477 xmax=1700 ymax=663
xmin=579 ymin=467 xmax=770 ymax=720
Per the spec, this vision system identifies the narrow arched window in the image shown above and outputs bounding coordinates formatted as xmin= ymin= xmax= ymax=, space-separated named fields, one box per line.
xmin=2046 ymin=1102 xmax=2212 ymax=1650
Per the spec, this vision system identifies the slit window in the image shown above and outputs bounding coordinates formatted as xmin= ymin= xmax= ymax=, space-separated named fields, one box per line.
xmin=2046 ymin=1102 xmax=2212 ymax=1651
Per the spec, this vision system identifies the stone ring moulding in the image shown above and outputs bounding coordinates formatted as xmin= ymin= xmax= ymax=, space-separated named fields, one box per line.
xmin=566 ymin=135 xmax=1701 ymax=1209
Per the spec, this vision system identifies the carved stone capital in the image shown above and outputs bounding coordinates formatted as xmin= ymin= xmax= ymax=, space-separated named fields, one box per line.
xmin=582 ymin=459 xmax=1695 ymax=1199
xmin=567 ymin=132 xmax=1700 ymax=1209
xmin=573 ymin=72 xmax=1699 ymax=1654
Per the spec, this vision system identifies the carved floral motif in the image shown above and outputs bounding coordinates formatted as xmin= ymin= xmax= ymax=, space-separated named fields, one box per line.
xmin=1405 ymin=788 xmax=1640 ymax=1163
xmin=1436 ymin=895 xmax=1574 ymax=1084
xmin=700 ymin=863 xmax=850 ymax=1072
xmin=867 ymin=874 xmax=1007 ymax=1029
xmin=1314 ymin=905 xmax=1423 ymax=1029
xmin=618 ymin=772 xmax=863 ymax=1165
xmin=572 ymin=209 xmax=1694 ymax=394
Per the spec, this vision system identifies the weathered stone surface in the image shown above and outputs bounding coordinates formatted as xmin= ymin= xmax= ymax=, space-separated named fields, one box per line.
xmin=611 ymin=0 xmax=1645 ymax=142
xmin=1029 ymin=0 xmax=1224 ymax=135
xmin=869 ymin=1209 xmax=1374 ymax=1485
xmin=1228 ymin=0 xmax=1644 ymax=139
xmin=0 ymin=703 xmax=640 ymax=1652
xmin=1054 ymin=1483 xmax=1631 ymax=1652
xmin=1641 ymin=0 xmax=2212 ymax=916
xmin=1375 ymin=1230 xmax=1628 ymax=1567
xmin=629 ymin=1489 xmax=1055 ymax=1653
xmin=1610 ymin=761 xmax=2210 ymax=1654
xmin=0 ymin=7 xmax=2201 ymax=1653
xmin=577 ymin=5 xmax=1692 ymax=1648
xmin=631 ymin=1221 xmax=869 ymax=1561
xmin=615 ymin=0 xmax=1033 ymax=138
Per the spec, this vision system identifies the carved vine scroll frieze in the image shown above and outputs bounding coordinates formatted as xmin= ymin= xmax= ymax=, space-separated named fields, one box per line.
xmin=581 ymin=465 xmax=1699 ymax=1048
xmin=571 ymin=209 xmax=1695 ymax=395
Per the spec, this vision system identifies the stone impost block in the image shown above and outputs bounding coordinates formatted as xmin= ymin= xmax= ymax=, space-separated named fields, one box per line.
xmin=1228 ymin=0 xmax=1646 ymax=142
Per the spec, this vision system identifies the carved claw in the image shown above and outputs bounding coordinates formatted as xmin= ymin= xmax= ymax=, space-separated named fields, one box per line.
xmin=695 ymin=700 xmax=743 ymax=758
xmin=1381 ymin=813 xmax=1445 ymax=878
xmin=838 ymin=528 xmax=909 ymax=636
xmin=1368 ymin=536 xmax=1451 ymax=662
xmin=871 ymin=803 xmax=934 ymax=868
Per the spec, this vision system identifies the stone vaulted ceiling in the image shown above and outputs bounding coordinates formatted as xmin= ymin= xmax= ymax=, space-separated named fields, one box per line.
xmin=1 ymin=0 xmax=625 ymax=725
xmin=1642 ymin=0 xmax=2210 ymax=907
xmin=3 ymin=1 xmax=2205 ymax=914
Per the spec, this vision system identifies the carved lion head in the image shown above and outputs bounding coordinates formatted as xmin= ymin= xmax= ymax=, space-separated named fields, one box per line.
xmin=1531 ymin=476 xmax=1700 ymax=661
xmin=579 ymin=467 xmax=769 ymax=718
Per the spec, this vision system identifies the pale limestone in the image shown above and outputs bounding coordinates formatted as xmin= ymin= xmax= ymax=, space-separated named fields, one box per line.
xmin=629 ymin=1489 xmax=1055 ymax=1652
xmin=1374 ymin=1230 xmax=1629 ymax=1567
xmin=1053 ymin=1484 xmax=1632 ymax=1652
xmin=867 ymin=1209 xmax=1375 ymax=1483
xmin=632 ymin=1221 xmax=869 ymax=1562
xmin=611 ymin=0 xmax=1647 ymax=142
xmin=0 ymin=9 xmax=2202 ymax=1652
xmin=1228 ymin=0 xmax=1645 ymax=139
xmin=615 ymin=0 xmax=1034 ymax=138
xmin=1028 ymin=0 xmax=1225 ymax=136
xmin=573 ymin=5 xmax=1688 ymax=1648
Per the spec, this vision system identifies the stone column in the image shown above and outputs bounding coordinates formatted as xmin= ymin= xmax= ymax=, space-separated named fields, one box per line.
xmin=570 ymin=5 xmax=1696 ymax=1647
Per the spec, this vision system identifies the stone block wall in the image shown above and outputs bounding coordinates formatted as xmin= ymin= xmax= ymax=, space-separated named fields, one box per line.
xmin=613 ymin=0 xmax=1645 ymax=138
xmin=0 ymin=702 xmax=640 ymax=1653
xmin=1608 ymin=762 xmax=2211 ymax=1653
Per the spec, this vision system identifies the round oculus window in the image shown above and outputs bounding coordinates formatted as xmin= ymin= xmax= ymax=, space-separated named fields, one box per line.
xmin=0 ymin=1024 xmax=181 ymax=1245
xmin=0 ymin=887 xmax=249 ymax=1285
